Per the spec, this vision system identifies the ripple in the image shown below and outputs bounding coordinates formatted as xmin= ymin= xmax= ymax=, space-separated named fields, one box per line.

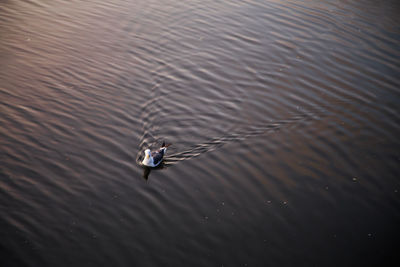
xmin=1 ymin=0 xmax=400 ymax=266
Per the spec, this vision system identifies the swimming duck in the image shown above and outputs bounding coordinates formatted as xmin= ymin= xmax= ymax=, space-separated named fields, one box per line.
xmin=142 ymin=142 xmax=171 ymax=167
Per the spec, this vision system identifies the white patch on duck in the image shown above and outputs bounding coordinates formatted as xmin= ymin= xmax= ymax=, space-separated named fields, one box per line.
xmin=141 ymin=142 xmax=170 ymax=167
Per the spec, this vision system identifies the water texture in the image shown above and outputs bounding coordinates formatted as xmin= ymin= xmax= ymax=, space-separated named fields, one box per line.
xmin=1 ymin=0 xmax=400 ymax=266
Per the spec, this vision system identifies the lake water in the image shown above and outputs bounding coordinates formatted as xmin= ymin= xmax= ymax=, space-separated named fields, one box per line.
xmin=1 ymin=0 xmax=399 ymax=266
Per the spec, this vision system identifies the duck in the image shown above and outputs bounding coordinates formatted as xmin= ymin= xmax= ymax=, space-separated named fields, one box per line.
xmin=142 ymin=142 xmax=171 ymax=167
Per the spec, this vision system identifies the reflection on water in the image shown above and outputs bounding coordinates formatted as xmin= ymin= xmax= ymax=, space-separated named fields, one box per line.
xmin=142 ymin=166 xmax=151 ymax=180
xmin=1 ymin=0 xmax=400 ymax=266
xmin=141 ymin=164 xmax=168 ymax=180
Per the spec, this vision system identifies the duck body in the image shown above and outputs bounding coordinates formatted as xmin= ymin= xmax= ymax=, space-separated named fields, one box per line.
xmin=142 ymin=142 xmax=170 ymax=167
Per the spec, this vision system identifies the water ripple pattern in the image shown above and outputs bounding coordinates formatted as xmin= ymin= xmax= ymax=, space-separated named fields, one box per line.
xmin=1 ymin=0 xmax=399 ymax=266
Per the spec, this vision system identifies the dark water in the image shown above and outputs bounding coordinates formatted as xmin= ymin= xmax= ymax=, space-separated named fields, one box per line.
xmin=1 ymin=0 xmax=400 ymax=266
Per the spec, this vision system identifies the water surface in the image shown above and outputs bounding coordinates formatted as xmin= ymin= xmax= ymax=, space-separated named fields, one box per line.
xmin=1 ymin=0 xmax=400 ymax=266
